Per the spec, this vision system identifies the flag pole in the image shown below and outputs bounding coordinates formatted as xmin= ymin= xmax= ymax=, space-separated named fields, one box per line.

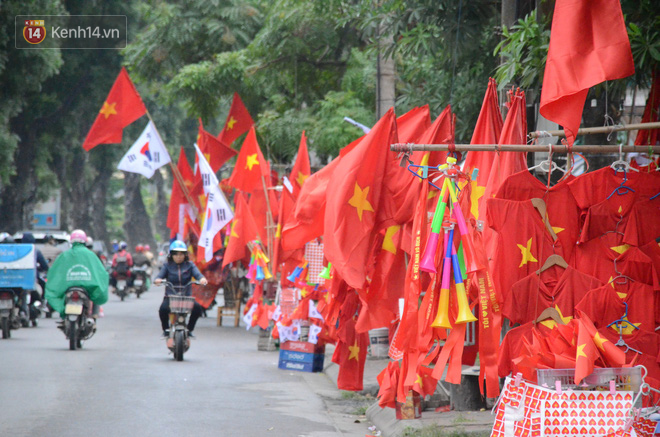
xmin=391 ymin=143 xmax=660 ymax=153
xmin=144 ymin=110 xmax=199 ymax=218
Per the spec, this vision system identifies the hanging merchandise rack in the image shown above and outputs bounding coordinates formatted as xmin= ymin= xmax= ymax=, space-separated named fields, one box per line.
xmin=391 ymin=143 xmax=660 ymax=154
xmin=528 ymin=121 xmax=660 ymax=139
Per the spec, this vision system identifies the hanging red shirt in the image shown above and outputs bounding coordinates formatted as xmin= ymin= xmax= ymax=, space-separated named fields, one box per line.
xmin=503 ymin=265 xmax=602 ymax=326
xmin=639 ymin=241 xmax=660 ymax=289
xmin=498 ymin=321 xmax=555 ymax=378
xmin=487 ymin=198 xmax=565 ymax=302
xmin=495 ymin=170 xmax=580 ymax=263
xmin=623 ymin=196 xmax=660 ymax=247
xmin=578 ymin=191 xmax=639 ymax=243
xmin=575 ymin=281 xmax=660 ymax=334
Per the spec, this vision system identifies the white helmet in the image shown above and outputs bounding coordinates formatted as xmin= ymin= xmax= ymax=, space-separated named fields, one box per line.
xmin=70 ymin=229 xmax=87 ymax=244
xmin=85 ymin=236 xmax=94 ymax=248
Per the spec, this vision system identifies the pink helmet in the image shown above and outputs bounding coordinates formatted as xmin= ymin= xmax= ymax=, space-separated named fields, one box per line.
xmin=70 ymin=229 xmax=87 ymax=244
xmin=144 ymin=244 xmax=150 ymax=251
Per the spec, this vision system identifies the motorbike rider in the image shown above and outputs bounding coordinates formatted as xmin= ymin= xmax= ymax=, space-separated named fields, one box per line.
xmin=153 ymin=241 xmax=208 ymax=338
xmin=143 ymin=244 xmax=155 ymax=264
xmin=109 ymin=241 xmax=134 ymax=290
xmin=40 ymin=234 xmax=62 ymax=266
xmin=45 ymin=229 xmax=108 ymax=320
xmin=17 ymin=232 xmax=49 ymax=321
xmin=132 ymin=244 xmax=151 ymax=268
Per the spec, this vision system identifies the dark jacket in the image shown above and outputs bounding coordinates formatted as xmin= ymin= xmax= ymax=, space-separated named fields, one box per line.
xmin=156 ymin=261 xmax=204 ymax=296
xmin=21 ymin=232 xmax=49 ymax=273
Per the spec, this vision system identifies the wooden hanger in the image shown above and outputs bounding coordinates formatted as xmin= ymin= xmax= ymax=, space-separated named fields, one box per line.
xmin=530 ymin=198 xmax=558 ymax=242
xmin=533 ymin=306 xmax=566 ymax=325
xmin=537 ymin=254 xmax=568 ymax=275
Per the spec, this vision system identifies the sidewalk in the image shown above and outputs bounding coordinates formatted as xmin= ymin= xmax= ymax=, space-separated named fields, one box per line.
xmin=323 ymin=344 xmax=494 ymax=437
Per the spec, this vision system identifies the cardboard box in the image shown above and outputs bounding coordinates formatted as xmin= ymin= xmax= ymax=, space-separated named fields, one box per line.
xmin=280 ymin=340 xmax=325 ymax=355
xmin=278 ymin=349 xmax=324 ymax=373
xmin=395 ymin=391 xmax=422 ymax=420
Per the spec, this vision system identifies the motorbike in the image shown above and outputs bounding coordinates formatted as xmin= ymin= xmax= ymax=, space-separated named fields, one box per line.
xmin=114 ymin=273 xmax=131 ymax=301
xmin=163 ymin=281 xmax=196 ymax=361
xmin=132 ymin=265 xmax=149 ymax=298
xmin=25 ymin=289 xmax=43 ymax=327
xmin=0 ymin=289 xmax=21 ymax=339
xmin=61 ymin=286 xmax=96 ymax=350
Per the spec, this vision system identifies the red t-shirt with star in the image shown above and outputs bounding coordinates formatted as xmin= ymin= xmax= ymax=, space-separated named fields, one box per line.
xmin=623 ymin=196 xmax=660 ymax=247
xmin=495 ymin=171 xmax=580 ymax=262
xmin=579 ymin=192 xmax=639 ymax=243
xmin=498 ymin=321 xmax=555 ymax=378
xmin=575 ymin=281 xmax=660 ymax=333
xmin=503 ymin=265 xmax=603 ymax=326
xmin=487 ymin=198 xmax=566 ymax=302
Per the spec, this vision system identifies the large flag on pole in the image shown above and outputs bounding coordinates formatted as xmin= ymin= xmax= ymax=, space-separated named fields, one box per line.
xmin=539 ymin=0 xmax=634 ymax=145
xmin=289 ymin=131 xmax=311 ymax=196
xmin=83 ymin=67 xmax=147 ymax=151
xmin=198 ymin=119 xmax=237 ymax=172
xmin=226 ymin=127 xmax=270 ymax=193
xmin=217 ymin=92 xmax=254 ymax=146
xmin=117 ymin=121 xmax=171 ymax=178
xmin=167 ymin=147 xmax=197 ymax=239
xmin=194 ymin=145 xmax=234 ymax=262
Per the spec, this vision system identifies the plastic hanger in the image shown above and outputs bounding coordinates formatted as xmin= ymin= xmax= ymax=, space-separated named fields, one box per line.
xmin=606 ymin=302 xmax=642 ymax=354
xmin=611 ymin=143 xmax=639 ymax=173
xmin=533 ymin=307 xmax=566 ymax=325
xmin=608 ymin=257 xmax=635 ymax=286
xmin=536 ymin=254 xmax=568 ymax=274
xmin=528 ymin=144 xmax=567 ymax=175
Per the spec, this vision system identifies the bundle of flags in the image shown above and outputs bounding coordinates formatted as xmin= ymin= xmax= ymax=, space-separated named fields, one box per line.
xmin=246 ymin=241 xmax=272 ymax=283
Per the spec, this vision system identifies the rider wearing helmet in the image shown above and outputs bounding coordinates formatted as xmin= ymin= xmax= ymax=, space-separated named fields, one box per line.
xmin=143 ymin=244 xmax=154 ymax=264
xmin=45 ymin=229 xmax=108 ymax=319
xmin=132 ymin=244 xmax=151 ymax=269
xmin=40 ymin=234 xmax=62 ymax=266
xmin=110 ymin=240 xmax=134 ymax=289
xmin=154 ymin=241 xmax=208 ymax=338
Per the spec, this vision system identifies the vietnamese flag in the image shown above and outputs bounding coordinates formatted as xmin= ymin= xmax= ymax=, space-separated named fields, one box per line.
xmin=82 ymin=67 xmax=147 ymax=151
xmin=289 ymin=131 xmax=311 ymax=196
xmin=227 ymin=127 xmax=270 ymax=193
xmin=222 ymin=192 xmax=261 ymax=268
xmin=272 ymin=185 xmax=303 ymax=274
xmin=198 ymin=119 xmax=237 ymax=172
xmin=323 ymin=108 xmax=397 ymax=289
xmin=248 ymin=187 xmax=279 ymax=248
xmin=574 ymin=318 xmax=598 ymax=385
xmin=167 ymin=147 xmax=196 ymax=237
xmin=332 ymin=292 xmax=369 ymax=391
xmin=540 ymin=0 xmax=634 ymax=145
xmin=217 ymin=92 xmax=254 ymax=146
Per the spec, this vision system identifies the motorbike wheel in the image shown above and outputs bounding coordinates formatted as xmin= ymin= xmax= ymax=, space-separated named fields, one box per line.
xmin=120 ymin=292 xmax=125 ymax=302
xmin=1 ymin=317 xmax=10 ymax=339
xmin=174 ymin=330 xmax=185 ymax=361
xmin=69 ymin=320 xmax=78 ymax=350
xmin=31 ymin=319 xmax=38 ymax=327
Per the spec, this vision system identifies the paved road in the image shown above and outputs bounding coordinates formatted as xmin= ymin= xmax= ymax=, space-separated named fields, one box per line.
xmin=0 ymin=285 xmax=372 ymax=436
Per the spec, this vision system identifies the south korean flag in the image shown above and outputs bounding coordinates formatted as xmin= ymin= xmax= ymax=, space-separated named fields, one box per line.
xmin=117 ymin=121 xmax=171 ymax=178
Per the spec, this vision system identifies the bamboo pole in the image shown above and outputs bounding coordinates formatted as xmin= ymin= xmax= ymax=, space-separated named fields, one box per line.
xmin=390 ymin=143 xmax=660 ymax=153
xmin=528 ymin=121 xmax=660 ymax=139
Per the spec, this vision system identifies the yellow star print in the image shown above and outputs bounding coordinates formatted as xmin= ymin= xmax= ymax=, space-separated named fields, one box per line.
xmin=348 ymin=182 xmax=375 ymax=221
xmin=296 ymin=171 xmax=308 ymax=187
xmin=610 ymin=244 xmax=631 ymax=255
xmin=611 ymin=316 xmax=641 ymax=335
xmin=415 ymin=374 xmax=423 ymax=386
xmin=382 ymin=225 xmax=400 ymax=254
xmin=230 ymin=220 xmax=239 ymax=238
xmin=99 ymin=101 xmax=117 ymax=119
xmin=245 ymin=153 xmax=259 ymax=171
xmin=576 ymin=343 xmax=588 ymax=360
xmin=469 ymin=180 xmax=486 ymax=220
xmin=552 ymin=227 xmax=565 ymax=235
xmin=517 ymin=238 xmax=538 ymax=267
xmin=539 ymin=306 xmax=573 ymax=329
xmin=348 ymin=340 xmax=360 ymax=361
xmin=226 ymin=116 xmax=237 ymax=130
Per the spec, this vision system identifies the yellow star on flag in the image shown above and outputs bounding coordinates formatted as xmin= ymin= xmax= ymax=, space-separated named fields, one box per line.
xmin=469 ymin=180 xmax=486 ymax=220
xmin=610 ymin=244 xmax=631 ymax=255
xmin=593 ymin=332 xmax=609 ymax=352
xmin=245 ymin=153 xmax=259 ymax=171
xmin=415 ymin=374 xmax=423 ymax=386
xmin=226 ymin=116 xmax=237 ymax=130
xmin=99 ymin=101 xmax=117 ymax=119
xmin=348 ymin=341 xmax=360 ymax=361
xmin=382 ymin=225 xmax=400 ymax=254
xmin=517 ymin=238 xmax=538 ymax=267
xmin=552 ymin=226 xmax=565 ymax=234
xmin=230 ymin=220 xmax=239 ymax=238
xmin=348 ymin=182 xmax=374 ymax=221
xmin=296 ymin=171 xmax=308 ymax=187
xmin=576 ymin=343 xmax=588 ymax=360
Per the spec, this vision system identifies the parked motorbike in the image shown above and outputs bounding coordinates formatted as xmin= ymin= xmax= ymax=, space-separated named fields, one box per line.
xmin=132 ymin=266 xmax=149 ymax=298
xmin=0 ymin=289 xmax=21 ymax=339
xmin=60 ymin=286 xmax=96 ymax=350
xmin=163 ymin=281 xmax=195 ymax=361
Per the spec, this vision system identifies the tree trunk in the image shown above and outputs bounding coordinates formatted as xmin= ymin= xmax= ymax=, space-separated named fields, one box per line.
xmin=89 ymin=166 xmax=112 ymax=248
xmin=122 ymin=172 xmax=156 ymax=251
xmin=376 ymin=25 xmax=396 ymax=119
xmin=152 ymin=169 xmax=170 ymax=242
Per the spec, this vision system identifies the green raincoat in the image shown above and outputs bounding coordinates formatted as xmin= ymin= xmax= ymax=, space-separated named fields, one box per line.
xmin=45 ymin=242 xmax=109 ymax=315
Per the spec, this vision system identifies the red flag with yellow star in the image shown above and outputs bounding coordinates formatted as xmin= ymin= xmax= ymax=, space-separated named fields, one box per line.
xmin=332 ymin=292 xmax=369 ymax=391
xmin=222 ymin=192 xmax=260 ymax=268
xmin=323 ymin=108 xmax=397 ymax=289
xmin=217 ymin=92 xmax=254 ymax=146
xmin=82 ymin=67 xmax=147 ymax=151
xmin=167 ymin=147 xmax=196 ymax=238
xmin=198 ymin=119 xmax=237 ymax=172
xmin=574 ymin=318 xmax=598 ymax=385
xmin=227 ymin=127 xmax=270 ymax=193
xmin=289 ymin=131 xmax=311 ymax=196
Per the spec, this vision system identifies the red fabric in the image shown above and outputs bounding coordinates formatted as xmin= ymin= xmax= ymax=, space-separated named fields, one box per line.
xmin=248 ymin=188 xmax=279 ymax=249
xmin=639 ymin=241 xmax=660 ymax=289
xmin=167 ymin=147 xmax=196 ymax=236
xmin=332 ymin=292 xmax=369 ymax=391
xmin=323 ymin=108 xmax=397 ymax=289
xmin=487 ymin=198 xmax=564 ymax=301
xmin=568 ymin=167 xmax=660 ymax=213
xmin=623 ymin=197 xmax=660 ymax=246
xmin=496 ymin=171 xmax=580 ymax=262
xmin=539 ymin=0 xmax=634 ymax=145
xmin=217 ymin=92 xmax=254 ymax=146
xmin=634 ymin=71 xmax=660 ymax=146
xmin=574 ymin=317 xmax=598 ymax=385
xmin=288 ymin=131 xmax=311 ymax=196
xmin=575 ymin=233 xmax=658 ymax=287
xmin=579 ymin=192 xmax=639 ymax=243
xmin=498 ymin=321 xmax=554 ymax=377
xmin=197 ymin=119 xmax=237 ymax=172
xmin=272 ymin=187 xmax=303 ymax=274
xmin=281 ymin=156 xmax=342 ymax=251
xmin=575 ymin=311 xmax=625 ymax=367
xmin=226 ymin=127 xmax=271 ymax=193
xmin=575 ymin=281 xmax=660 ymax=333
xmin=377 ymin=361 xmax=401 ymax=408
xmin=82 ymin=67 xmax=147 ymax=151
xmin=503 ymin=266 xmax=603 ymax=325
xmin=222 ymin=192 xmax=260 ymax=268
